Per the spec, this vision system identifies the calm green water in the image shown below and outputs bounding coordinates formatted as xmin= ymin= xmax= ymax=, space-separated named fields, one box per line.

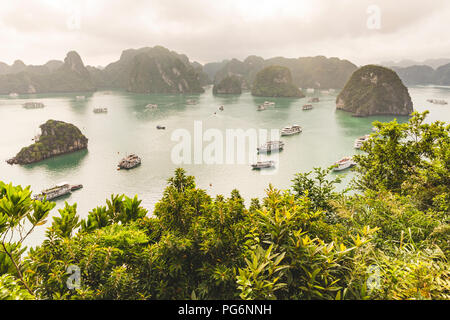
xmin=1 ymin=86 xmax=449 ymax=246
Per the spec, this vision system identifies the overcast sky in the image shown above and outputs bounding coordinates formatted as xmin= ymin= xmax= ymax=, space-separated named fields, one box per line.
xmin=0 ymin=0 xmax=449 ymax=67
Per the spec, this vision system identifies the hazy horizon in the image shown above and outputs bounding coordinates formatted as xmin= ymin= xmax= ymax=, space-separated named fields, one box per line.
xmin=1 ymin=0 xmax=449 ymax=67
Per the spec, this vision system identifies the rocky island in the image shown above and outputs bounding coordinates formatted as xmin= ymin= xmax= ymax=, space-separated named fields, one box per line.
xmin=336 ymin=65 xmax=413 ymax=117
xmin=7 ymin=120 xmax=88 ymax=165
xmin=251 ymin=66 xmax=305 ymax=98
xmin=212 ymin=75 xmax=242 ymax=94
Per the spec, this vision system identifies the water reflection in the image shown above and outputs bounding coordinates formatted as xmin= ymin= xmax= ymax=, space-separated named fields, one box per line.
xmin=23 ymin=149 xmax=89 ymax=172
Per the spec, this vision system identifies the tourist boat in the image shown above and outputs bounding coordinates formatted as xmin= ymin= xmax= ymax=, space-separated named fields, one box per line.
xmin=257 ymin=105 xmax=267 ymax=111
xmin=354 ymin=134 xmax=371 ymax=149
xmin=302 ymin=104 xmax=313 ymax=110
xmin=156 ymin=125 xmax=166 ymax=130
xmin=251 ymin=160 xmax=275 ymax=169
xmin=219 ymin=105 xmax=224 ymax=111
xmin=146 ymin=103 xmax=158 ymax=109
xmin=263 ymin=101 xmax=275 ymax=106
xmin=186 ymin=99 xmax=197 ymax=105
xmin=308 ymin=97 xmax=320 ymax=103
xmin=9 ymin=92 xmax=18 ymax=98
xmin=281 ymin=125 xmax=302 ymax=136
xmin=76 ymin=95 xmax=86 ymax=101
xmin=332 ymin=157 xmax=356 ymax=172
xmin=33 ymin=183 xmax=72 ymax=201
xmin=93 ymin=107 xmax=108 ymax=113
xmin=70 ymin=184 xmax=83 ymax=191
xmin=23 ymin=102 xmax=45 ymax=109
xmin=257 ymin=141 xmax=285 ymax=153
xmin=118 ymin=154 xmax=141 ymax=170
xmin=427 ymin=99 xmax=448 ymax=105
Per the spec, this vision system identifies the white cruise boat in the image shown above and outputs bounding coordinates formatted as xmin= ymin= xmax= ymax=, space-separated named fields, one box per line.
xmin=23 ymin=102 xmax=45 ymax=109
xmin=332 ymin=156 xmax=356 ymax=172
xmin=93 ymin=107 xmax=108 ymax=113
xmin=257 ymin=141 xmax=285 ymax=153
xmin=33 ymin=183 xmax=71 ymax=201
xmin=76 ymin=95 xmax=86 ymax=101
xmin=263 ymin=101 xmax=275 ymax=106
xmin=281 ymin=125 xmax=302 ymax=136
xmin=146 ymin=103 xmax=158 ymax=109
xmin=257 ymin=104 xmax=267 ymax=111
xmin=354 ymin=134 xmax=371 ymax=149
xmin=9 ymin=92 xmax=18 ymax=98
xmin=302 ymin=104 xmax=313 ymax=110
xmin=251 ymin=160 xmax=275 ymax=169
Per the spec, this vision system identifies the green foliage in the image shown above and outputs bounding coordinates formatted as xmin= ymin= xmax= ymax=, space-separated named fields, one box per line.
xmin=0 ymin=274 xmax=33 ymax=300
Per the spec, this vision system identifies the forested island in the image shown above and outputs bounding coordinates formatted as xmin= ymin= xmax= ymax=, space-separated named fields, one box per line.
xmin=336 ymin=65 xmax=414 ymax=117
xmin=251 ymin=66 xmax=305 ymax=98
xmin=1 ymin=112 xmax=448 ymax=300
xmin=6 ymin=120 xmax=88 ymax=165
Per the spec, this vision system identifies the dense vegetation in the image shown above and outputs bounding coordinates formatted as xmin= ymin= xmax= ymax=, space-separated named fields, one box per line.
xmin=9 ymin=120 xmax=88 ymax=165
xmin=336 ymin=65 xmax=414 ymax=117
xmin=0 ymin=112 xmax=448 ymax=300
xmin=251 ymin=66 xmax=305 ymax=98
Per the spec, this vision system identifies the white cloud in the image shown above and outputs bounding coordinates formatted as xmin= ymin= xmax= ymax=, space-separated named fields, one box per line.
xmin=0 ymin=0 xmax=449 ymax=66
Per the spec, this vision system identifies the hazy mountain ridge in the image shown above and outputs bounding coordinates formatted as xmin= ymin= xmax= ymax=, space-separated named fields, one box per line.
xmin=0 ymin=51 xmax=95 ymax=94
xmin=392 ymin=63 xmax=450 ymax=86
xmin=211 ymin=55 xmax=358 ymax=90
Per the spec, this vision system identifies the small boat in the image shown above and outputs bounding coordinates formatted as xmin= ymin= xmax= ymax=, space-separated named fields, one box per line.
xmin=93 ymin=107 xmax=108 ymax=113
xmin=251 ymin=160 xmax=275 ymax=169
xmin=354 ymin=135 xmax=371 ymax=149
xmin=281 ymin=125 xmax=302 ymax=136
xmin=9 ymin=92 xmax=18 ymax=98
xmin=332 ymin=157 xmax=356 ymax=172
xmin=33 ymin=183 xmax=72 ymax=201
xmin=23 ymin=102 xmax=45 ymax=109
xmin=118 ymin=154 xmax=141 ymax=170
xmin=70 ymin=184 xmax=83 ymax=191
xmin=257 ymin=105 xmax=267 ymax=111
xmin=308 ymin=97 xmax=320 ymax=103
xmin=156 ymin=125 xmax=166 ymax=130
xmin=257 ymin=141 xmax=285 ymax=153
xmin=219 ymin=106 xmax=224 ymax=111
xmin=76 ymin=95 xmax=86 ymax=101
xmin=264 ymin=101 xmax=275 ymax=106
xmin=302 ymin=104 xmax=313 ymax=110
xmin=186 ymin=99 xmax=197 ymax=105
xmin=146 ymin=103 xmax=158 ymax=109
xmin=427 ymin=99 xmax=448 ymax=105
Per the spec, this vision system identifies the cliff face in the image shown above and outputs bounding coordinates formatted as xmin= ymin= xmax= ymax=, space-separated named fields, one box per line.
xmin=0 ymin=51 xmax=95 ymax=94
xmin=251 ymin=66 xmax=305 ymax=98
xmin=212 ymin=75 xmax=242 ymax=94
xmin=336 ymin=65 xmax=413 ymax=117
xmin=101 ymin=46 xmax=205 ymax=94
xmin=7 ymin=120 xmax=88 ymax=165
